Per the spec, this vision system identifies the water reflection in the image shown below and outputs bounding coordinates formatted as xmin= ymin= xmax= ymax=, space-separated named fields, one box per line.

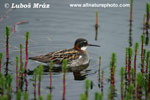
xmin=129 ymin=20 xmax=132 ymax=47
xmin=95 ymin=25 xmax=98 ymax=41
xmin=27 ymin=64 xmax=89 ymax=81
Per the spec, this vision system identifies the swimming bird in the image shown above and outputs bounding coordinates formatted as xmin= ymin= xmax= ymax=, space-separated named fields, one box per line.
xmin=29 ymin=38 xmax=100 ymax=67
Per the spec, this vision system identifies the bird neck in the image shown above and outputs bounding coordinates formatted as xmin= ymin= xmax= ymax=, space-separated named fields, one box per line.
xmin=74 ymin=45 xmax=88 ymax=55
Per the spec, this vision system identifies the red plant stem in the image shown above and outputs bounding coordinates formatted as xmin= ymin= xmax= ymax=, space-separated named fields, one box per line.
xmin=128 ymin=55 xmax=131 ymax=82
xmin=6 ymin=35 xmax=9 ymax=76
xmin=121 ymin=77 xmax=124 ymax=100
xmin=16 ymin=60 xmax=18 ymax=92
xmin=24 ymin=39 xmax=28 ymax=75
xmin=141 ymin=41 xmax=144 ymax=73
xmin=96 ymin=15 xmax=98 ymax=26
xmin=146 ymin=61 xmax=149 ymax=73
xmin=137 ymin=85 xmax=142 ymax=100
xmin=62 ymin=72 xmax=66 ymax=100
xmin=38 ymin=80 xmax=41 ymax=96
xmin=111 ymin=68 xmax=115 ymax=87
xmin=34 ymin=79 xmax=36 ymax=100
xmin=148 ymin=73 xmax=150 ymax=94
xmin=6 ymin=36 xmax=9 ymax=59
xmin=147 ymin=9 xmax=149 ymax=26
xmin=98 ymin=57 xmax=101 ymax=87
xmin=99 ymin=57 xmax=101 ymax=77
xmin=0 ymin=59 xmax=1 ymax=73
xmin=20 ymin=46 xmax=22 ymax=72
xmin=134 ymin=50 xmax=137 ymax=79
xmin=101 ymin=71 xmax=104 ymax=94
xmin=25 ymin=77 xmax=28 ymax=91
xmin=1 ymin=88 xmax=3 ymax=96
xmin=143 ymin=16 xmax=145 ymax=35
xmin=141 ymin=57 xmax=145 ymax=74
xmin=95 ymin=11 xmax=98 ymax=28
xmin=125 ymin=51 xmax=128 ymax=72
xmin=130 ymin=0 xmax=133 ymax=22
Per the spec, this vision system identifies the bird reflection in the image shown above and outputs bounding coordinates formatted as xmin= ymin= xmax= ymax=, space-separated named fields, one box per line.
xmin=27 ymin=64 xmax=89 ymax=81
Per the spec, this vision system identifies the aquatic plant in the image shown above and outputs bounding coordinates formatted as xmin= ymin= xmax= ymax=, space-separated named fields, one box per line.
xmin=128 ymin=47 xmax=132 ymax=83
xmin=80 ymin=93 xmax=87 ymax=100
xmin=24 ymin=32 xmax=29 ymax=75
xmin=47 ymin=94 xmax=52 ymax=100
xmin=62 ymin=59 xmax=67 ymax=100
xmin=16 ymin=89 xmax=21 ymax=100
xmin=38 ymin=65 xmax=43 ymax=97
xmin=144 ymin=73 xmax=149 ymax=100
xmin=125 ymin=83 xmax=133 ymax=100
xmin=134 ymin=43 xmax=139 ymax=79
xmin=15 ymin=56 xmax=20 ymax=93
xmin=5 ymin=26 xmax=10 ymax=76
xmin=85 ymin=79 xmax=90 ymax=98
xmin=38 ymin=96 xmax=43 ymax=100
xmin=24 ymin=92 xmax=28 ymax=100
xmin=146 ymin=3 xmax=150 ymax=27
xmin=98 ymin=56 xmax=101 ymax=88
xmin=90 ymin=80 xmax=93 ymax=90
xmin=19 ymin=62 xmax=24 ymax=90
xmin=120 ymin=67 xmax=124 ymax=100
xmin=96 ymin=11 xmax=98 ymax=27
xmin=141 ymin=49 xmax=146 ymax=74
xmin=95 ymin=11 xmax=99 ymax=40
xmin=24 ymin=74 xmax=28 ymax=91
xmin=131 ymin=68 xmax=136 ymax=99
xmin=125 ymin=48 xmax=128 ymax=72
xmin=145 ymin=3 xmax=149 ymax=45
xmin=110 ymin=53 xmax=116 ymax=87
xmin=141 ymin=35 xmax=145 ymax=73
xmin=0 ymin=53 xmax=3 ymax=73
xmin=20 ymin=44 xmax=23 ymax=72
xmin=143 ymin=15 xmax=146 ymax=35
xmin=33 ymin=68 xmax=38 ymax=100
xmin=101 ymin=70 xmax=104 ymax=94
xmin=109 ymin=53 xmax=117 ymax=100
xmin=146 ymin=51 xmax=150 ymax=73
xmin=124 ymin=48 xmax=128 ymax=96
xmin=0 ymin=75 xmax=5 ymax=96
xmin=0 ymin=95 xmax=7 ymax=100
xmin=136 ymin=72 xmax=143 ymax=100
xmin=6 ymin=74 xmax=12 ymax=100
xmin=95 ymin=92 xmax=103 ymax=100
xmin=130 ymin=0 xmax=133 ymax=22
xmin=129 ymin=0 xmax=133 ymax=47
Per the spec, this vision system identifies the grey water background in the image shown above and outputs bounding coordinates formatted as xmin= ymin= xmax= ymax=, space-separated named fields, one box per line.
xmin=0 ymin=0 xmax=149 ymax=99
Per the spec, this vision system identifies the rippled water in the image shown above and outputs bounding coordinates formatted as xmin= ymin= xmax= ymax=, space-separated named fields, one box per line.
xmin=0 ymin=0 xmax=149 ymax=99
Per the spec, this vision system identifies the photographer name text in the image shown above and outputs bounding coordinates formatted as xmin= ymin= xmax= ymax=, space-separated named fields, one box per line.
xmin=8 ymin=3 xmax=50 ymax=8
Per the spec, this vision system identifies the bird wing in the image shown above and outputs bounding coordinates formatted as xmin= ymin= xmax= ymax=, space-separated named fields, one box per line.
xmin=29 ymin=48 xmax=81 ymax=64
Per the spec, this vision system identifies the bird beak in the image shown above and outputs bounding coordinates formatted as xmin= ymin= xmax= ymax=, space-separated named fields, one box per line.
xmin=88 ymin=44 xmax=100 ymax=47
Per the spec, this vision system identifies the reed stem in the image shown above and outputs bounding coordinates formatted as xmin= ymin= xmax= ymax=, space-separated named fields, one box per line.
xmin=62 ymin=59 xmax=67 ymax=100
xmin=24 ymin=32 xmax=29 ymax=75
xmin=5 ymin=26 xmax=10 ymax=76
xmin=16 ymin=56 xmax=19 ymax=92
xmin=0 ymin=53 xmax=3 ymax=73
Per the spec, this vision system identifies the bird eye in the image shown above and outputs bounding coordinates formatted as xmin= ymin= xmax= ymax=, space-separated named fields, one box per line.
xmin=83 ymin=41 xmax=87 ymax=45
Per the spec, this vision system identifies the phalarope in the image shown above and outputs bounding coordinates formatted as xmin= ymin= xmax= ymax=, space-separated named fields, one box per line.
xmin=29 ymin=38 xmax=100 ymax=67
